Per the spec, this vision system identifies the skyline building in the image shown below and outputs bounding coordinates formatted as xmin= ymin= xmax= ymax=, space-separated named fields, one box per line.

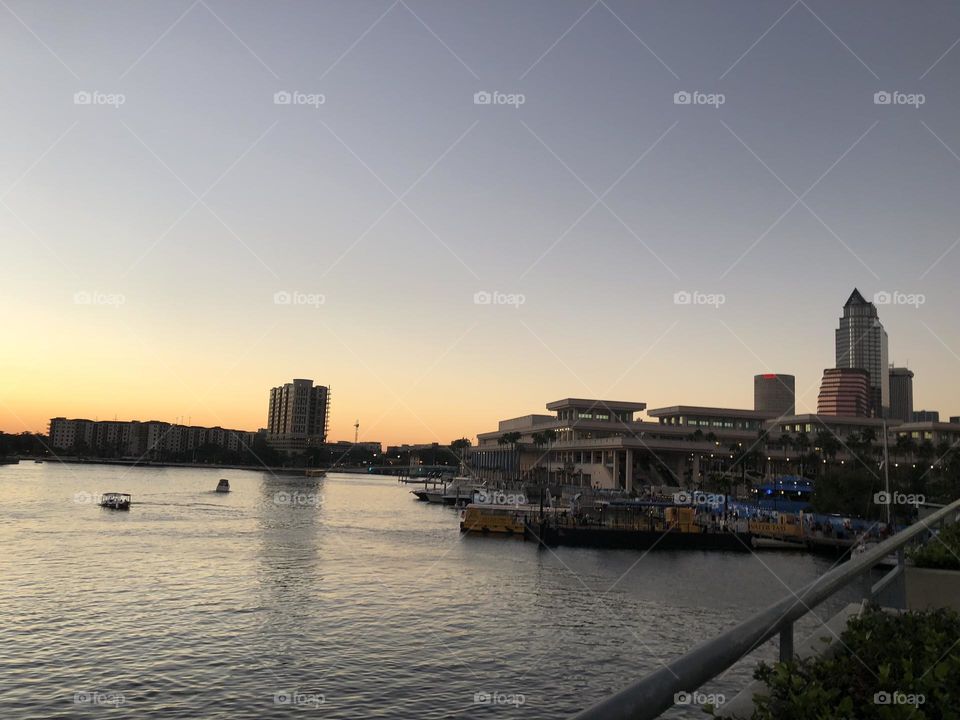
xmin=888 ymin=367 xmax=914 ymax=423
xmin=835 ymin=289 xmax=889 ymax=417
xmin=48 ymin=417 xmax=257 ymax=456
xmin=753 ymin=374 xmax=796 ymax=416
xmin=816 ymin=367 xmax=871 ymax=417
xmin=266 ymin=379 xmax=330 ymax=451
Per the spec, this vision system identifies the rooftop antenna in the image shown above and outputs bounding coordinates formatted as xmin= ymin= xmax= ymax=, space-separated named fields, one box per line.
xmin=354 ymin=419 xmax=359 ymax=444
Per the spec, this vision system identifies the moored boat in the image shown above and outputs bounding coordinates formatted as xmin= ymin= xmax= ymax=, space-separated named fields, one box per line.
xmin=441 ymin=476 xmax=486 ymax=506
xmin=100 ymin=493 xmax=131 ymax=510
xmin=216 ymin=479 xmax=230 ymax=493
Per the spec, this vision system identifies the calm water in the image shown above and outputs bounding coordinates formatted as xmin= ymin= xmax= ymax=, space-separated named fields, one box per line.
xmin=0 ymin=463 xmax=871 ymax=719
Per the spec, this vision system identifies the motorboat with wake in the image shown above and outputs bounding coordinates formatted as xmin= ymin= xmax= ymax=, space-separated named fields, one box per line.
xmin=100 ymin=493 xmax=131 ymax=510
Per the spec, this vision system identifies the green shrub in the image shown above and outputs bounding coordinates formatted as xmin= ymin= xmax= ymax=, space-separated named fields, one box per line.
xmin=748 ymin=605 xmax=960 ymax=719
xmin=911 ymin=523 xmax=960 ymax=571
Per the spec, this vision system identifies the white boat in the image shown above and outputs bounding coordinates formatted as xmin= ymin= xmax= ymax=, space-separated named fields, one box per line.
xmin=442 ymin=476 xmax=486 ymax=506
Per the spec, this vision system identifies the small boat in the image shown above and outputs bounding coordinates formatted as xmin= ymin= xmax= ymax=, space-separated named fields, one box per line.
xmin=216 ymin=479 xmax=230 ymax=493
xmin=442 ymin=476 xmax=487 ymax=506
xmin=34 ymin=459 xmax=43 ymax=464
xmin=100 ymin=493 xmax=131 ymax=510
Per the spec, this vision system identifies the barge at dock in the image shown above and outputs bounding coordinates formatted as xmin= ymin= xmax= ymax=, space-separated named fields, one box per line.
xmin=464 ymin=497 xmax=754 ymax=551
xmin=529 ymin=519 xmax=752 ymax=551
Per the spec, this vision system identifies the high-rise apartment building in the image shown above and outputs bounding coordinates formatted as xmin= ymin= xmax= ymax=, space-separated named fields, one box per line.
xmin=266 ymin=379 xmax=329 ymax=451
xmin=835 ymin=289 xmax=889 ymax=417
xmin=888 ymin=367 xmax=914 ymax=423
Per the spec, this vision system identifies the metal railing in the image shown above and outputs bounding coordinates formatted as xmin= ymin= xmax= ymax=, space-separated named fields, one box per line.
xmin=571 ymin=497 xmax=960 ymax=720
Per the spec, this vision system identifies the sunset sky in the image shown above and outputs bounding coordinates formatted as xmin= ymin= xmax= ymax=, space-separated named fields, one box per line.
xmin=3 ymin=1 xmax=960 ymax=444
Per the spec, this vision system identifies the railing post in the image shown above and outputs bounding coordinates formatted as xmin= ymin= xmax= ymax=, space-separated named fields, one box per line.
xmin=779 ymin=622 xmax=793 ymax=662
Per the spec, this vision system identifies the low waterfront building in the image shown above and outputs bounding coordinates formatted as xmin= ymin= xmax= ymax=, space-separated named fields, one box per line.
xmin=469 ymin=396 xmax=942 ymax=492
xmin=472 ymin=399 xmax=778 ymax=491
xmin=893 ymin=420 xmax=960 ymax=446
xmin=648 ymin=405 xmax=775 ymax=432
xmin=774 ymin=414 xmax=890 ymax=441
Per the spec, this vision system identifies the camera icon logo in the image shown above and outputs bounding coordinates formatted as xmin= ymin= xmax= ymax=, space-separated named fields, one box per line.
xmin=274 ymin=91 xmax=292 ymax=105
xmin=874 ymin=691 xmax=891 ymax=705
xmin=74 ymin=91 xmax=92 ymax=105
xmin=673 ymin=91 xmax=691 ymax=105
xmin=673 ymin=290 xmax=692 ymax=305
xmin=273 ymin=290 xmax=292 ymax=305
xmin=473 ymin=290 xmax=492 ymax=305
xmin=874 ymin=91 xmax=892 ymax=105
xmin=873 ymin=290 xmax=892 ymax=305
xmin=874 ymin=491 xmax=891 ymax=505
xmin=474 ymin=91 xmax=492 ymax=105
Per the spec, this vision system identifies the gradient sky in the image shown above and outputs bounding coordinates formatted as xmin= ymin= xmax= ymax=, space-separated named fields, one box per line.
xmin=3 ymin=1 xmax=960 ymax=445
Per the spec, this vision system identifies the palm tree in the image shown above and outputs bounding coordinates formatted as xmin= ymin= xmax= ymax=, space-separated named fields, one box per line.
xmin=796 ymin=432 xmax=811 ymax=477
xmin=778 ymin=434 xmax=793 ymax=475
xmin=450 ymin=437 xmax=471 ymax=474
xmin=895 ymin=434 xmax=917 ymax=463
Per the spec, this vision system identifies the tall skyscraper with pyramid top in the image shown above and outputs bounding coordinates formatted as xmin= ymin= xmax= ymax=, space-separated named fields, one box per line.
xmin=834 ymin=289 xmax=889 ymax=417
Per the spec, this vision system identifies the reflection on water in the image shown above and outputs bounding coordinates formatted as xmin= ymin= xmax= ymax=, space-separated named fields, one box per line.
xmin=0 ymin=463 xmax=874 ymax=718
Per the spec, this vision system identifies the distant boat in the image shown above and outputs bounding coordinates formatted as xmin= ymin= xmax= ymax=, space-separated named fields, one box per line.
xmin=100 ymin=493 xmax=131 ymax=510
xmin=216 ymin=479 xmax=230 ymax=493
xmin=34 ymin=459 xmax=43 ymax=464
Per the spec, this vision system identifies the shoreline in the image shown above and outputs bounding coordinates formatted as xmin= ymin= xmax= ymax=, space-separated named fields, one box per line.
xmin=32 ymin=457 xmax=382 ymax=475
